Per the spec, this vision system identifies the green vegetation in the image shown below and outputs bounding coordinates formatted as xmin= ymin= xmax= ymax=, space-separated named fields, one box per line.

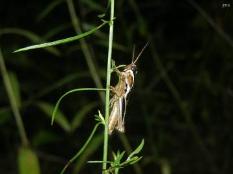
xmin=0 ymin=0 xmax=232 ymax=174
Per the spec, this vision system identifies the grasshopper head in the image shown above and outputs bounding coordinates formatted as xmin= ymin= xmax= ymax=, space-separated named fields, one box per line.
xmin=131 ymin=64 xmax=137 ymax=74
xmin=124 ymin=42 xmax=149 ymax=74
xmin=124 ymin=63 xmax=137 ymax=73
xmin=129 ymin=42 xmax=149 ymax=71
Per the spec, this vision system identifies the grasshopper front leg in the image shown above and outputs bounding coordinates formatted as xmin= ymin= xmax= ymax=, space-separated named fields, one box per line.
xmin=112 ymin=64 xmax=126 ymax=75
xmin=110 ymin=86 xmax=117 ymax=94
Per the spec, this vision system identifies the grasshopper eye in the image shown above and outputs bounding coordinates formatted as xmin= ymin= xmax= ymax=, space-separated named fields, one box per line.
xmin=131 ymin=64 xmax=137 ymax=74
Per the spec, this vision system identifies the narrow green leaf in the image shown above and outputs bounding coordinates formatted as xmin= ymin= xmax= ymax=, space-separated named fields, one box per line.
xmin=0 ymin=28 xmax=60 ymax=56
xmin=87 ymin=160 xmax=111 ymax=164
xmin=113 ymin=151 xmax=125 ymax=163
xmin=36 ymin=102 xmax=71 ymax=132
xmin=98 ymin=13 xmax=106 ymax=18
xmin=51 ymin=88 xmax=106 ymax=125
xmin=94 ymin=110 xmax=105 ymax=125
xmin=14 ymin=21 xmax=108 ymax=53
xmin=73 ymin=134 xmax=103 ymax=173
xmin=128 ymin=156 xmax=142 ymax=165
xmin=119 ymin=151 xmax=126 ymax=161
xmin=128 ymin=139 xmax=144 ymax=159
xmin=18 ymin=146 xmax=40 ymax=174
xmin=60 ymin=122 xmax=102 ymax=174
xmin=120 ymin=156 xmax=142 ymax=168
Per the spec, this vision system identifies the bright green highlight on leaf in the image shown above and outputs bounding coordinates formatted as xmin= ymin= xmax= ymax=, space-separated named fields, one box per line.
xmin=127 ymin=139 xmax=144 ymax=160
xmin=87 ymin=139 xmax=144 ymax=174
xmin=14 ymin=21 xmax=108 ymax=53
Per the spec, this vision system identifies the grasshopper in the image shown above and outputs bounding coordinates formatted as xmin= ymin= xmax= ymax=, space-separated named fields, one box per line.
xmin=108 ymin=43 xmax=149 ymax=135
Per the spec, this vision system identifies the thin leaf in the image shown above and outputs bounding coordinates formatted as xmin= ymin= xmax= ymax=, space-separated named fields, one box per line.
xmin=128 ymin=156 xmax=142 ymax=165
xmin=87 ymin=160 xmax=111 ymax=164
xmin=128 ymin=139 xmax=144 ymax=160
xmin=51 ymin=88 xmax=106 ymax=125
xmin=94 ymin=110 xmax=105 ymax=125
xmin=60 ymin=122 xmax=102 ymax=174
xmin=113 ymin=151 xmax=125 ymax=163
xmin=0 ymin=28 xmax=60 ymax=56
xmin=36 ymin=102 xmax=71 ymax=132
xmin=14 ymin=21 xmax=108 ymax=53
xmin=72 ymin=134 xmax=103 ymax=173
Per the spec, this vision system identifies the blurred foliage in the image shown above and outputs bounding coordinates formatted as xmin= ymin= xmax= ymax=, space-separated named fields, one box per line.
xmin=0 ymin=0 xmax=233 ymax=174
xmin=18 ymin=146 xmax=40 ymax=174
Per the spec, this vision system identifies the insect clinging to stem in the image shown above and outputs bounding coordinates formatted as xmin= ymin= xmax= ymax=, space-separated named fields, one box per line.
xmin=108 ymin=42 xmax=149 ymax=135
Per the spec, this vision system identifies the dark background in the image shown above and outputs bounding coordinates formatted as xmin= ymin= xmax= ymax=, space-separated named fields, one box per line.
xmin=1 ymin=0 xmax=233 ymax=173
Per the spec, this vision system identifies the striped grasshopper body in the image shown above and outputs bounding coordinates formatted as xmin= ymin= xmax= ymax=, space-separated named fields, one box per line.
xmin=108 ymin=43 xmax=148 ymax=135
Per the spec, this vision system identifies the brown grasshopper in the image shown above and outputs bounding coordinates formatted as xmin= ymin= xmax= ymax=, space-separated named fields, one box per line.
xmin=108 ymin=43 xmax=149 ymax=135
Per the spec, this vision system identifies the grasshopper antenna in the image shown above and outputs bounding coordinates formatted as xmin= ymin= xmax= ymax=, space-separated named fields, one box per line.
xmin=133 ymin=42 xmax=149 ymax=64
xmin=131 ymin=45 xmax=136 ymax=63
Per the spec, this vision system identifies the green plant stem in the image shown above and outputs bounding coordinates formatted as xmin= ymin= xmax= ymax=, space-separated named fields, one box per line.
xmin=66 ymin=0 xmax=105 ymax=102
xmin=103 ymin=0 xmax=115 ymax=173
xmin=115 ymin=167 xmax=119 ymax=174
xmin=0 ymin=48 xmax=29 ymax=146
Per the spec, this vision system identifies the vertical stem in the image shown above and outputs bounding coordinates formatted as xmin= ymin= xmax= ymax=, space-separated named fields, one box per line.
xmin=0 ymin=48 xmax=29 ymax=146
xmin=103 ymin=0 xmax=114 ymax=173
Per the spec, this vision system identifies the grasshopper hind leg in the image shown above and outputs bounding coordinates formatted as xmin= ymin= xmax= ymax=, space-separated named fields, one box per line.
xmin=108 ymin=97 xmax=125 ymax=134
xmin=116 ymin=97 xmax=125 ymax=133
xmin=108 ymin=98 xmax=120 ymax=135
